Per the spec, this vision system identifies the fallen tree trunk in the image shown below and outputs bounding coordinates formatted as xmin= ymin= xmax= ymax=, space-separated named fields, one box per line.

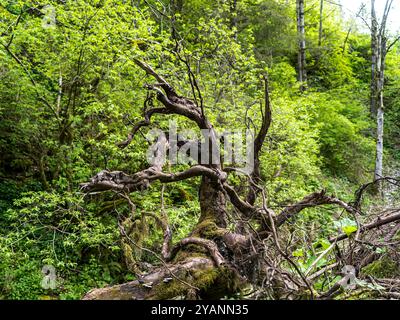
xmin=83 ymin=257 xmax=240 ymax=300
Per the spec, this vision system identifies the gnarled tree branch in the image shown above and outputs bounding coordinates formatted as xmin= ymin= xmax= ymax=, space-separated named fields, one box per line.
xmin=275 ymin=190 xmax=359 ymax=227
xmin=81 ymin=165 xmax=228 ymax=193
xmin=247 ymin=75 xmax=272 ymax=205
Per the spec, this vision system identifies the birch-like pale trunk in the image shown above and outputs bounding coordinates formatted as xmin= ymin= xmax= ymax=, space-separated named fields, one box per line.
xmin=296 ymin=0 xmax=307 ymax=91
xmin=375 ymin=104 xmax=384 ymax=181
xmin=371 ymin=0 xmax=378 ymax=115
xmin=374 ymin=35 xmax=387 ymax=193
xmin=372 ymin=0 xmax=393 ymax=193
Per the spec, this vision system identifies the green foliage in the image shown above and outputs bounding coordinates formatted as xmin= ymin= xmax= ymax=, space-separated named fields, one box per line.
xmin=0 ymin=190 xmax=124 ymax=299
xmin=0 ymin=0 xmax=399 ymax=299
xmin=333 ymin=218 xmax=358 ymax=236
xmin=362 ymin=257 xmax=400 ymax=279
xmin=306 ymin=89 xmax=375 ymax=182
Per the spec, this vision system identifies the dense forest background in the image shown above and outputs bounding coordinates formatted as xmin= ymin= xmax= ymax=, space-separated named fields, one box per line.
xmin=0 ymin=0 xmax=399 ymax=300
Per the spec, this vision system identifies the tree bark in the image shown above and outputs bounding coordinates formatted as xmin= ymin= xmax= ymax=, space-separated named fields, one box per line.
xmin=296 ymin=0 xmax=307 ymax=91
xmin=246 ymin=75 xmax=272 ymax=205
xmin=372 ymin=0 xmax=393 ymax=193
xmin=374 ymin=42 xmax=385 ymax=193
xmin=371 ymin=0 xmax=378 ymax=115
xmin=198 ymin=176 xmax=228 ymax=228
xmin=83 ymin=258 xmax=218 ymax=300
xmin=318 ymin=0 xmax=324 ymax=47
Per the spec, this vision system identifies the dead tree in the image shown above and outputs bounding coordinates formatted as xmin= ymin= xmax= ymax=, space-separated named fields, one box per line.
xmin=370 ymin=0 xmax=396 ymax=193
xmin=80 ymin=60 xmax=400 ymax=300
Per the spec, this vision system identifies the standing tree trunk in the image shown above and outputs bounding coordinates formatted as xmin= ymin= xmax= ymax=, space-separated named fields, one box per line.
xmin=296 ymin=0 xmax=307 ymax=91
xmin=372 ymin=0 xmax=393 ymax=193
xmin=374 ymin=36 xmax=387 ymax=193
xmin=198 ymin=176 xmax=228 ymax=228
xmin=371 ymin=0 xmax=378 ymax=115
xmin=318 ymin=0 xmax=324 ymax=47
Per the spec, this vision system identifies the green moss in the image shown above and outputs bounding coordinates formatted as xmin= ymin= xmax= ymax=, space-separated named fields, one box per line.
xmin=191 ymin=219 xmax=225 ymax=239
xmin=171 ymin=186 xmax=194 ymax=202
xmin=151 ymin=267 xmax=219 ymax=300
xmin=172 ymin=245 xmax=208 ymax=263
xmin=336 ymin=289 xmax=377 ymax=300
xmin=98 ymin=199 xmax=125 ymax=214
xmin=151 ymin=279 xmax=187 ymax=300
xmin=196 ymin=266 xmax=241 ymax=299
xmin=362 ymin=257 xmax=400 ymax=278
xmin=122 ymin=241 xmax=139 ymax=273
xmin=152 ymin=266 xmax=241 ymax=300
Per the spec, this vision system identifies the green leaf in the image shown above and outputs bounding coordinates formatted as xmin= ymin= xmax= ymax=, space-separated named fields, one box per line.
xmin=293 ymin=248 xmax=304 ymax=257
xmin=343 ymin=225 xmax=358 ymax=236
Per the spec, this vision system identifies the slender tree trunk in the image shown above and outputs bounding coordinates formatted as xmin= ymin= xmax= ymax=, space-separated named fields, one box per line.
xmin=371 ymin=0 xmax=393 ymax=194
xmin=296 ymin=0 xmax=307 ymax=91
xmin=374 ymin=37 xmax=386 ymax=194
xmin=56 ymin=70 xmax=62 ymax=116
xmin=371 ymin=0 xmax=378 ymax=115
xmin=375 ymin=105 xmax=384 ymax=180
xmin=318 ymin=0 xmax=324 ymax=46
xmin=342 ymin=27 xmax=352 ymax=55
